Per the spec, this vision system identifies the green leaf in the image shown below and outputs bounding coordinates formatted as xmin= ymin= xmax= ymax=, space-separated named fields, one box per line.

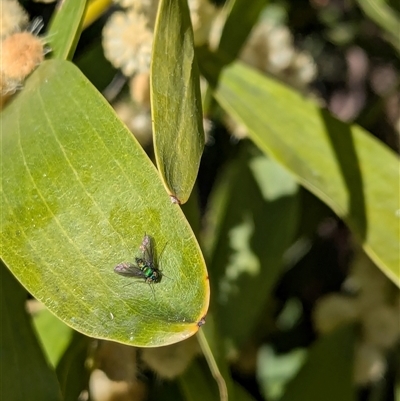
xmin=212 ymin=62 xmax=400 ymax=286
xmin=56 ymin=332 xmax=90 ymax=401
xmin=151 ymin=0 xmax=205 ymax=204
xmin=32 ymin=307 xmax=73 ymax=367
xmin=75 ymin=40 xmax=117 ymax=93
xmin=217 ymin=0 xmax=268 ymax=64
xmin=204 ymin=143 xmax=300 ymax=346
xmin=355 ymin=0 xmax=400 ymax=54
xmin=47 ymin=0 xmax=88 ymax=60
xmin=181 ymin=357 xmax=257 ymax=401
xmin=200 ymin=0 xmax=267 ymax=112
xmin=152 ymin=380 xmax=186 ymax=401
xmin=258 ymin=346 xmax=308 ymax=400
xmin=0 ymin=263 xmax=61 ymax=401
xmin=180 ymin=358 xmax=220 ymax=401
xmin=1 ymin=59 xmax=209 ymax=347
xmin=280 ymin=325 xmax=356 ymax=401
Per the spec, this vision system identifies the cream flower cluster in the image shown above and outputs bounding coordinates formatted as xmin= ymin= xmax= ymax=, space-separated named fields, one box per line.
xmin=104 ymin=0 xmax=217 ymax=144
xmin=313 ymin=250 xmax=400 ymax=385
xmin=240 ymin=21 xmax=316 ymax=91
xmin=103 ymin=0 xmax=217 ymax=78
xmin=103 ymin=10 xmax=154 ymax=77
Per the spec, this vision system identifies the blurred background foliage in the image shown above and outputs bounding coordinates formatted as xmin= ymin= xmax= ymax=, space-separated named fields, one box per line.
xmin=1 ymin=0 xmax=399 ymax=400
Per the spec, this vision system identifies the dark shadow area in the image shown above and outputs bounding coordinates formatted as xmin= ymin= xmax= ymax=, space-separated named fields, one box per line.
xmin=320 ymin=109 xmax=367 ymax=241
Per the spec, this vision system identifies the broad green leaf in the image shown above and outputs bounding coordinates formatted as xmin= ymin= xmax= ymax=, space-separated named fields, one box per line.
xmin=32 ymin=307 xmax=73 ymax=366
xmin=0 ymin=263 xmax=61 ymax=401
xmin=212 ymin=62 xmax=400 ymax=286
xmin=151 ymin=0 xmax=205 ymax=204
xmin=47 ymin=0 xmax=88 ymax=60
xmin=1 ymin=59 xmax=209 ymax=347
xmin=56 ymin=332 xmax=90 ymax=401
xmin=204 ymin=144 xmax=299 ymax=346
xmin=280 ymin=325 xmax=356 ymax=401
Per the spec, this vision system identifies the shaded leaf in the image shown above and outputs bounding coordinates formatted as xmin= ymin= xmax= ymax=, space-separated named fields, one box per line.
xmin=204 ymin=144 xmax=300 ymax=346
xmin=180 ymin=357 xmax=220 ymax=401
xmin=197 ymin=316 xmax=258 ymax=401
xmin=280 ymin=325 xmax=356 ymax=401
xmin=151 ymin=379 xmax=186 ymax=401
xmin=75 ymin=40 xmax=117 ymax=93
xmin=56 ymin=331 xmax=90 ymax=401
xmin=0 ymin=263 xmax=61 ymax=401
xmin=197 ymin=317 xmax=231 ymax=401
xmin=355 ymin=0 xmax=400 ymax=54
xmin=212 ymin=62 xmax=400 ymax=285
xmin=258 ymin=345 xmax=308 ymax=400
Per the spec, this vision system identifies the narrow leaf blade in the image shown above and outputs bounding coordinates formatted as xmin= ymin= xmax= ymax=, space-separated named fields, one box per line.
xmin=151 ymin=0 xmax=205 ymax=204
xmin=47 ymin=0 xmax=88 ymax=60
xmin=217 ymin=0 xmax=268 ymax=63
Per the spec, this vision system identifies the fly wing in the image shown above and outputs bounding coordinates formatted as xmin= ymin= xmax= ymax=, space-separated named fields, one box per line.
xmin=140 ymin=235 xmax=157 ymax=267
xmin=114 ymin=262 xmax=146 ymax=278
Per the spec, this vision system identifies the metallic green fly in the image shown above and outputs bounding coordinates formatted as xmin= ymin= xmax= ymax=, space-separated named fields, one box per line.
xmin=114 ymin=235 xmax=165 ymax=294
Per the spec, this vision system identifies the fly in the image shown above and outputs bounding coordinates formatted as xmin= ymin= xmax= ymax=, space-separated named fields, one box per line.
xmin=114 ymin=235 xmax=166 ymax=295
